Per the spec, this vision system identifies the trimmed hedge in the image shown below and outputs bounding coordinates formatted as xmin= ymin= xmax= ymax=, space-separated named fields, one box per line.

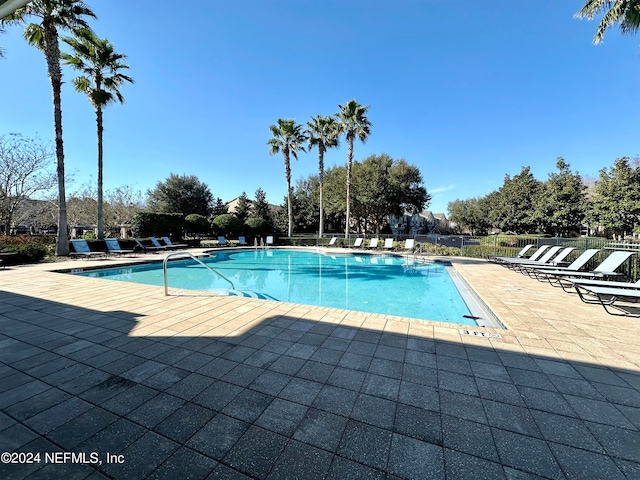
xmin=131 ymin=212 xmax=185 ymax=239
xmin=0 ymin=243 xmax=48 ymax=264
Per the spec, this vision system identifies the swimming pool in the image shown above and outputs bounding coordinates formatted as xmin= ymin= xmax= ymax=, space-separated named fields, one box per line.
xmin=73 ymin=249 xmax=489 ymax=325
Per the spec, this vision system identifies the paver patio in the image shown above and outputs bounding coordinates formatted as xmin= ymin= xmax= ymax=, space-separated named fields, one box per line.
xmin=0 ymin=249 xmax=638 ymax=479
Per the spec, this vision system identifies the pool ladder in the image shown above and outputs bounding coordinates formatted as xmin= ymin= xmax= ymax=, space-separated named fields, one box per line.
xmin=163 ymin=251 xmax=235 ymax=296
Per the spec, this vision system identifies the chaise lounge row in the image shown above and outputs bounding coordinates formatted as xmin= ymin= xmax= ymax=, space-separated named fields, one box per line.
xmin=493 ymin=244 xmax=640 ymax=316
xmin=70 ymin=236 xmax=189 ymax=259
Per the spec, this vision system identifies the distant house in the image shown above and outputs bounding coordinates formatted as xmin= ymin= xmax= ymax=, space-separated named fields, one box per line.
xmin=389 ymin=211 xmax=449 ymax=236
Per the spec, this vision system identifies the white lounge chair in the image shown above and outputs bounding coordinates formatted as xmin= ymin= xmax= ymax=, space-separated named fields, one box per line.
xmin=327 ymin=237 xmax=337 ymax=247
xmin=367 ymin=238 xmax=379 ymax=248
xmin=494 ymin=245 xmax=549 ymax=264
xmin=488 ymin=244 xmax=534 ymax=262
xmin=546 ymin=250 xmax=636 ymax=291
xmin=573 ymin=285 xmax=640 ymax=316
xmin=404 ymin=239 xmax=415 ymax=251
xmin=266 ymin=236 xmax=274 ymax=246
xmin=352 ymin=238 xmax=364 ymax=248
xmin=383 ymin=238 xmax=394 ymax=249
xmin=528 ymin=249 xmax=601 ymax=283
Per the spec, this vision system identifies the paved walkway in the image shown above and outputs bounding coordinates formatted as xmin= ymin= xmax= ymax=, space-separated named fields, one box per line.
xmin=0 ymin=249 xmax=638 ymax=479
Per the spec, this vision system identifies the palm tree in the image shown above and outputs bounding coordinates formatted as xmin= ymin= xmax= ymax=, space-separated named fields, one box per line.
xmin=306 ymin=115 xmax=340 ymax=239
xmin=62 ymin=28 xmax=133 ymax=240
xmin=336 ymin=99 xmax=371 ymax=238
xmin=575 ymin=0 xmax=640 ymax=44
xmin=267 ymin=119 xmax=307 ymax=237
xmin=3 ymin=0 xmax=96 ymax=255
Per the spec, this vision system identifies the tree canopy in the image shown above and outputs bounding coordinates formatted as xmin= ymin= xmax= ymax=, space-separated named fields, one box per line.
xmin=146 ymin=173 xmax=213 ymax=217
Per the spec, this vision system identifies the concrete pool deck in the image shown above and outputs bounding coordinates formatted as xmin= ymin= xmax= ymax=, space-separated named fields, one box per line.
xmin=0 ymin=248 xmax=638 ymax=479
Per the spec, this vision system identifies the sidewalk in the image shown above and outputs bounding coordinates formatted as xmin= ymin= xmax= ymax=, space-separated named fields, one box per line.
xmin=0 ymin=253 xmax=637 ymax=479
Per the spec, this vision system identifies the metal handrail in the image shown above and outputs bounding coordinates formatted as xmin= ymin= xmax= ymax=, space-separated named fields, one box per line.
xmin=163 ymin=251 xmax=234 ymax=295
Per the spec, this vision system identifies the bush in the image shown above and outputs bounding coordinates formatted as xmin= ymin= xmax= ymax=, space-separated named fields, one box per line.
xmin=244 ymin=217 xmax=270 ymax=235
xmin=0 ymin=243 xmax=48 ymax=264
xmin=131 ymin=212 xmax=185 ymax=239
xmin=185 ymin=214 xmax=211 ymax=237
xmin=213 ymin=214 xmax=242 ymax=237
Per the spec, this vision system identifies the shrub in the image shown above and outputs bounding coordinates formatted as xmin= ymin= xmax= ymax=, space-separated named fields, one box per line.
xmin=244 ymin=217 xmax=270 ymax=235
xmin=131 ymin=212 xmax=185 ymax=239
xmin=185 ymin=214 xmax=211 ymax=237
xmin=0 ymin=243 xmax=48 ymax=264
xmin=213 ymin=214 xmax=242 ymax=236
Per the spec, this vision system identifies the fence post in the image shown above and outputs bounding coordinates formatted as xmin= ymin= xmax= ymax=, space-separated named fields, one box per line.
xmin=493 ymin=235 xmax=497 ymax=257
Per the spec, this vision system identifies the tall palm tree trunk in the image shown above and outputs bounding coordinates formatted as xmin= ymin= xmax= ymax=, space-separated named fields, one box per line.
xmin=345 ymin=135 xmax=353 ymax=239
xmin=285 ymin=148 xmax=293 ymax=237
xmin=96 ymin=100 xmax=104 ymax=239
xmin=43 ymin=22 xmax=69 ymax=256
xmin=318 ymin=146 xmax=325 ymax=239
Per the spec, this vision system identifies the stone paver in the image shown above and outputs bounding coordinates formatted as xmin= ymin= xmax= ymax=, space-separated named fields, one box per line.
xmin=0 ymin=250 xmax=638 ymax=478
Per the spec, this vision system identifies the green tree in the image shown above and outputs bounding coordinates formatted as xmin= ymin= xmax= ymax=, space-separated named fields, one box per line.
xmin=234 ymin=191 xmax=251 ymax=224
xmin=211 ymin=197 xmax=228 ymax=217
xmin=212 ymin=213 xmax=242 ymax=237
xmin=494 ymin=166 xmax=543 ymax=234
xmin=291 ymin=177 xmax=320 ymax=233
xmin=253 ymin=187 xmax=272 ymax=228
xmin=267 ymin=118 xmax=307 ymax=237
xmin=306 ymin=115 xmax=340 ymax=238
xmin=62 ymin=27 xmax=133 ymax=239
xmin=146 ymin=174 xmax=213 ymax=217
xmin=4 ymin=0 xmax=96 ymax=255
xmin=575 ymin=0 xmax=640 ymax=44
xmin=535 ymin=158 xmax=587 ymax=236
xmin=350 ymin=154 xmax=429 ymax=234
xmin=185 ymin=213 xmax=211 ymax=237
xmin=337 ymin=99 xmax=371 ymax=238
xmin=589 ymin=157 xmax=640 ymax=237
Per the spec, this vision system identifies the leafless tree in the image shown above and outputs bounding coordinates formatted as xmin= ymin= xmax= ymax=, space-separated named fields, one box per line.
xmin=0 ymin=133 xmax=56 ymax=233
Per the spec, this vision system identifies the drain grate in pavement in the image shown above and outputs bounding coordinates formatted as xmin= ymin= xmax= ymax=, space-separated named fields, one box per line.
xmin=459 ymin=329 xmax=502 ymax=339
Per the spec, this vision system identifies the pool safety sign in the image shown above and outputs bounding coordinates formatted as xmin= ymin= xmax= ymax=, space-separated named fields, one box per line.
xmin=459 ymin=329 xmax=502 ymax=339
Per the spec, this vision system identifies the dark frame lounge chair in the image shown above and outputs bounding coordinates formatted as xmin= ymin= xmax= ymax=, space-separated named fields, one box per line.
xmin=70 ymin=239 xmax=107 ymax=260
xmin=104 ymin=238 xmax=136 ymax=257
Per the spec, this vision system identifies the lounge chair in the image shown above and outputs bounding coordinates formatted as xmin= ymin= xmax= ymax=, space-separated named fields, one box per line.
xmin=238 ymin=236 xmax=248 ymax=246
xmin=133 ymin=238 xmax=165 ymax=253
xmin=352 ymin=238 xmax=364 ymax=248
xmin=104 ymin=238 xmax=135 ymax=257
xmin=511 ymin=247 xmax=576 ymax=273
xmin=494 ymin=245 xmax=550 ymax=264
xmin=70 ymin=239 xmax=107 ymax=259
xmin=266 ymin=236 xmax=274 ymax=246
xmin=544 ymin=250 xmax=636 ymax=291
xmin=383 ymin=238 xmax=394 ymax=249
xmin=528 ymin=249 xmax=601 ymax=283
xmin=573 ymin=285 xmax=640 ymax=316
xmin=497 ymin=245 xmax=554 ymax=267
xmin=487 ymin=244 xmax=534 ymax=262
xmin=161 ymin=237 xmax=188 ymax=249
xmin=569 ymin=278 xmax=640 ymax=303
xmin=327 ymin=237 xmax=337 ymax=247
xmin=149 ymin=237 xmax=170 ymax=250
xmin=218 ymin=236 xmax=228 ymax=247
xmin=367 ymin=238 xmax=379 ymax=249
xmin=404 ymin=239 xmax=415 ymax=251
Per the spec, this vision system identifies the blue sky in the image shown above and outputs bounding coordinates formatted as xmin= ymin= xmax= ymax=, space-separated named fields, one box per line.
xmin=1 ymin=1 xmax=639 ymax=215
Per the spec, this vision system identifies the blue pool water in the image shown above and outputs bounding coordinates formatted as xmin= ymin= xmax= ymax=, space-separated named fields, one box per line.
xmin=75 ymin=249 xmax=476 ymax=325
